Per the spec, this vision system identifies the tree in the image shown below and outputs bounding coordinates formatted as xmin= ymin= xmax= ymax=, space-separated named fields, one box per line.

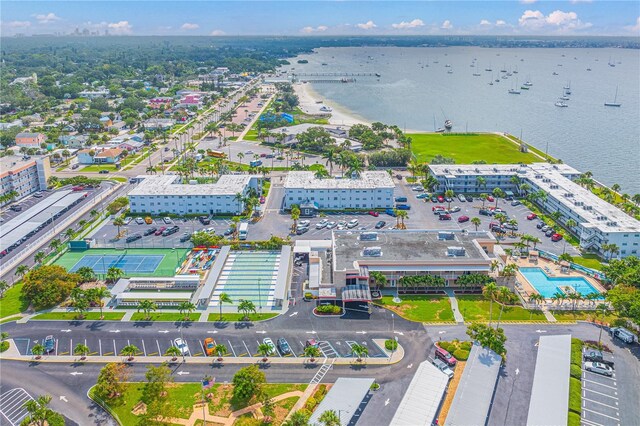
xmin=31 ymin=344 xmax=45 ymax=359
xmin=21 ymin=265 xmax=80 ymax=310
xmin=64 ymin=228 xmax=76 ymax=240
xmin=261 ymin=395 xmax=276 ymax=424
xmin=304 ymin=345 xmax=321 ymax=362
xmin=283 ymin=411 xmax=310 ymax=426
xmin=87 ymin=286 xmax=111 ymax=319
xmin=445 ymin=189 xmax=455 ymax=211
xmin=120 ymin=344 xmax=139 ymax=361
xmin=95 ymin=363 xmax=130 ymax=403
xmin=258 ymin=343 xmax=273 ymax=360
xmin=290 ymin=206 xmax=301 ymax=233
xmin=495 ymin=286 xmax=512 ymax=329
xmin=0 ymin=280 xmax=8 ymax=298
xmin=369 ymin=271 xmax=387 ymax=289
xmin=482 ymin=282 xmax=499 ymax=327
xmin=237 ymin=299 xmax=256 ymax=321
xmin=466 ymin=323 xmax=507 ymax=358
xmin=471 ymin=217 xmax=481 ymax=231
xmin=74 ymin=343 xmax=90 ymax=360
xmin=164 ymin=346 xmax=182 ymax=361
xmin=319 ymin=410 xmax=341 ymax=426
xmin=137 ymin=300 xmax=157 ymax=320
xmin=232 ymin=365 xmax=266 ymax=402
xmin=213 ymin=343 xmax=227 ymax=359
xmin=218 ymin=292 xmax=232 ymax=320
xmin=21 ymin=395 xmax=65 ymax=426
xmin=143 ymin=364 xmax=173 ymax=403
xmin=492 ymin=187 xmax=504 ymax=208
xmin=558 ymin=253 xmax=573 ymax=263
xmin=601 ymin=257 xmax=640 ymax=287
xmin=178 ymin=301 xmax=196 ymax=321
xmin=350 ymin=343 xmax=368 ymax=361
xmin=34 ymin=251 xmax=46 ymax=265
xmin=106 ymin=266 xmax=124 ymax=283
xmin=72 ymin=295 xmax=90 ymax=319
xmin=16 ymin=265 xmax=29 ymax=280
xmin=113 ymin=216 xmax=125 ymax=234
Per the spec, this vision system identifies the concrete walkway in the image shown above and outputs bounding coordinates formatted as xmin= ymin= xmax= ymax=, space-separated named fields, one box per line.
xmin=541 ymin=307 xmax=557 ymax=322
xmin=444 ymin=289 xmax=465 ymax=323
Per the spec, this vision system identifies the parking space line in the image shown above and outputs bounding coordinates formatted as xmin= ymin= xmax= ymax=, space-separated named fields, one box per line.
xmin=580 ymin=417 xmax=604 ymax=426
xmin=55 ymin=339 xmax=58 ymax=356
xmin=103 ymin=352 xmax=114 ymax=356
xmin=113 ymin=340 xmax=117 ymax=355
xmin=583 ymin=370 xmax=616 ymax=382
xmin=69 ymin=338 xmax=72 ymax=355
xmin=582 ymin=397 xmax=618 ymax=410
xmin=243 ymin=341 xmax=251 ymax=357
xmin=141 ymin=340 xmax=147 ymax=356
xmin=583 ymin=379 xmax=617 ymax=390
xmin=582 ymin=408 xmax=620 ymax=421
xmin=156 ymin=340 xmax=162 ymax=356
xmin=583 ymin=388 xmax=618 ymax=400
xmin=25 ymin=340 xmax=30 ymax=355
xmin=227 ymin=340 xmax=237 ymax=357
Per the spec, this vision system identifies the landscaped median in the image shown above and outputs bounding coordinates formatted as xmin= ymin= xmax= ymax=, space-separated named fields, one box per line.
xmin=32 ymin=312 xmax=126 ymax=321
xmin=373 ymin=295 xmax=456 ymax=323
xmin=568 ymin=338 xmax=584 ymax=426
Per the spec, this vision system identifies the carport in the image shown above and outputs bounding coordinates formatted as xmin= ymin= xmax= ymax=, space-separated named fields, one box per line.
xmin=526 ymin=334 xmax=571 ymax=426
xmin=390 ymin=360 xmax=450 ymax=426
xmin=308 ymin=377 xmax=374 ymax=426
xmin=444 ymin=344 xmax=502 ymax=426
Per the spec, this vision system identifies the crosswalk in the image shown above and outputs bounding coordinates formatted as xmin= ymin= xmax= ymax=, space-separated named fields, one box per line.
xmin=0 ymin=388 xmax=34 ymax=426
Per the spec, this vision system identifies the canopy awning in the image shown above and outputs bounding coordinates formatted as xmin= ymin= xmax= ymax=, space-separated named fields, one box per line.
xmin=341 ymin=284 xmax=371 ymax=302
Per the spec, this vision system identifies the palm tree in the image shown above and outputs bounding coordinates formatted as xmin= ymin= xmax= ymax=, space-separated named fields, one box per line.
xmin=237 ymin=152 xmax=244 ymax=164
xmin=397 ymin=210 xmax=408 ymax=229
xmin=73 ymin=297 xmax=89 ymax=319
xmin=530 ymin=236 xmax=542 ymax=249
xmin=136 ymin=300 xmax=157 ymax=320
xmin=88 ymin=287 xmax=111 ymax=319
xmin=22 ymin=395 xmax=60 ymax=426
xmin=319 ymin=410 xmax=341 ymax=426
xmin=369 ymin=271 xmax=387 ymax=290
xmin=492 ymin=188 xmax=504 ymax=208
xmin=471 ymin=217 xmax=481 ymax=231
xmin=444 ymin=189 xmax=455 ymax=211
xmin=16 ymin=264 xmax=29 ymax=280
xmin=323 ymin=148 xmax=337 ymax=175
xmin=480 ymin=193 xmax=488 ymax=208
xmin=476 ymin=176 xmax=487 ymax=192
xmin=351 ymin=343 xmax=368 ymax=362
xmin=291 ymin=206 xmax=301 ymax=233
xmin=64 ymin=228 xmax=75 ymax=240
xmin=482 ymin=282 xmax=499 ymax=327
xmin=304 ymin=345 xmax=321 ymax=363
xmin=213 ymin=344 xmax=227 ymax=360
xmin=106 ymin=267 xmax=124 ymax=283
xmin=120 ymin=344 xmax=139 ymax=361
xmin=113 ymin=217 xmax=125 ymax=235
xmin=165 ymin=346 xmax=182 ymax=362
xmin=237 ymin=299 xmax=256 ymax=321
xmin=74 ymin=343 xmax=90 ymax=360
xmin=49 ymin=238 xmax=62 ymax=253
xmin=178 ymin=301 xmax=196 ymax=321
xmin=496 ymin=286 xmax=512 ymax=329
xmin=558 ymin=252 xmax=573 ymax=264
xmin=90 ymin=209 xmax=99 ymax=220
xmin=31 ymin=344 xmax=45 ymax=360
xmin=34 ymin=251 xmax=46 ymax=265
xmin=257 ymin=343 xmax=273 ymax=360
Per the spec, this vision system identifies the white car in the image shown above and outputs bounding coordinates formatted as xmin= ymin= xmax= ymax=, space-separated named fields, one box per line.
xmin=173 ymin=338 xmax=190 ymax=355
xmin=262 ymin=338 xmax=276 ymax=355
xmin=316 ymin=219 xmax=329 ymax=229
xmin=163 ymin=217 xmax=172 ymax=224
xmin=205 ymin=227 xmax=216 ymax=234
xmin=123 ymin=217 xmax=133 ymax=225
xmin=431 ymin=358 xmax=454 ymax=379
xmin=347 ymin=219 xmax=359 ymax=229
xmin=135 ymin=217 xmax=145 ymax=225
xmin=326 ymin=221 xmax=337 ymax=229
xmin=337 ymin=220 xmax=347 ymax=230
xmin=245 ymin=150 xmax=254 ymax=155
xmin=584 ymin=361 xmax=613 ymax=377
xmin=298 ymin=220 xmax=310 ymax=227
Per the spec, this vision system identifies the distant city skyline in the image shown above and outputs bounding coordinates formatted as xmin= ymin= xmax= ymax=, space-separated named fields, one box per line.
xmin=1 ymin=1 xmax=639 ymax=37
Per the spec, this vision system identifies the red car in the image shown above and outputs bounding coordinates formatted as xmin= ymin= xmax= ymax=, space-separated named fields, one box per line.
xmin=368 ymin=211 xmax=379 ymax=217
xmin=458 ymin=215 xmax=470 ymax=223
xmin=260 ymin=153 xmax=267 ymax=158
xmin=155 ymin=226 xmax=167 ymax=236
xmin=72 ymin=186 xmax=85 ymax=191
xmin=259 ymin=196 xmax=266 ymax=204
xmin=435 ymin=346 xmax=457 ymax=367
xmin=527 ymin=213 xmax=538 ymax=220
xmin=487 ymin=195 xmax=495 ymax=202
xmin=439 ymin=214 xmax=452 ymax=221
xmin=432 ymin=205 xmax=446 ymax=211
xmin=437 ymin=196 xmax=445 ymax=203
xmin=551 ymin=233 xmax=563 ymax=242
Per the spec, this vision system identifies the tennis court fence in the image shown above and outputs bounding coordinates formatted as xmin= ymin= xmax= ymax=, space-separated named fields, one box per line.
xmin=90 ymin=239 xmax=193 ymax=250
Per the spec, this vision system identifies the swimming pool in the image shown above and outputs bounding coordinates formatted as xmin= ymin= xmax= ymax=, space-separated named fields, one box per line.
xmin=519 ymin=267 xmax=602 ymax=298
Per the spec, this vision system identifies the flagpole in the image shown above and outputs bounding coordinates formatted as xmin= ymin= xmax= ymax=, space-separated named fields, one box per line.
xmin=201 ymin=377 xmax=207 ymax=423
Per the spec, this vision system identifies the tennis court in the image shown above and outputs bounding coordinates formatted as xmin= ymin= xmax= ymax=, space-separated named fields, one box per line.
xmin=55 ymin=248 xmax=189 ymax=277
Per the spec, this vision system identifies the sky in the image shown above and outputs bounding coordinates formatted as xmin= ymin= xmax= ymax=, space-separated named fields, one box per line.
xmin=1 ymin=1 xmax=639 ymax=37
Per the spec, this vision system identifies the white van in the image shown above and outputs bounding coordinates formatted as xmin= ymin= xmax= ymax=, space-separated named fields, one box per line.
xmin=347 ymin=219 xmax=359 ymax=229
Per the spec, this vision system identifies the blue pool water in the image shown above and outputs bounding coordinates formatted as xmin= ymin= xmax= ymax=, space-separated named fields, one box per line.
xmin=519 ymin=267 xmax=602 ymax=298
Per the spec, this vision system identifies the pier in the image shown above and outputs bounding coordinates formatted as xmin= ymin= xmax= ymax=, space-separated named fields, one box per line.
xmin=300 ymin=78 xmax=356 ymax=84
xmin=292 ymin=72 xmax=380 ymax=77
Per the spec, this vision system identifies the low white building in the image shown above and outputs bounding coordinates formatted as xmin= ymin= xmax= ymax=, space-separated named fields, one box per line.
xmin=128 ymin=174 xmax=260 ymax=215
xmin=283 ymin=171 xmax=395 ymax=211
xmin=429 ymin=163 xmax=640 ymax=259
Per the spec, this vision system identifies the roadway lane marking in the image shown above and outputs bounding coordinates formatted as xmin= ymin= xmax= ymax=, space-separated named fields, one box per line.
xmin=227 ymin=341 xmax=237 ymax=357
xmin=69 ymin=338 xmax=72 ymax=355
xmin=583 ymin=388 xmax=619 ymax=400
xmin=99 ymin=339 xmax=102 ymax=356
xmin=582 ymin=397 xmax=619 ymax=410
xmin=583 ymin=379 xmax=617 ymax=390
xmin=582 ymin=408 xmax=620 ymax=421
xmin=113 ymin=340 xmax=117 ymax=356
xmin=103 ymin=352 xmax=114 ymax=356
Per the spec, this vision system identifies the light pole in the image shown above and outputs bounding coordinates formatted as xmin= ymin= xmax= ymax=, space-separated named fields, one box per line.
xmin=179 ymin=326 xmax=186 ymax=363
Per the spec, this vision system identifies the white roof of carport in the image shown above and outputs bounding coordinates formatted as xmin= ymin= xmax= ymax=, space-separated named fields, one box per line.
xmin=390 ymin=360 xmax=449 ymax=426
xmin=308 ymin=377 xmax=374 ymax=426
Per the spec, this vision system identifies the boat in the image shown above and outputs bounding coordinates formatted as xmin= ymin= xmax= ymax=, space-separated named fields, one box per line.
xmin=375 ymin=73 xmax=381 ymax=77
xmin=509 ymin=80 xmax=521 ymax=94
xmin=447 ymin=69 xmax=453 ymax=74
xmin=513 ymin=66 xmax=519 ymax=74
xmin=560 ymin=95 xmax=570 ymax=101
xmin=520 ymin=86 xmax=530 ymax=90
xmin=444 ymin=119 xmax=453 ymax=130
xmin=495 ymin=78 xmax=500 ymax=83
xmin=473 ymin=72 xmax=481 ymax=77
xmin=552 ymin=72 xmax=559 ymax=76
xmin=555 ymin=100 xmax=568 ymax=107
xmin=586 ymin=68 xmax=592 ymax=71
xmin=523 ymin=78 xmax=533 ymax=87
xmin=563 ymin=81 xmax=571 ymax=90
xmin=319 ymin=106 xmax=332 ymax=112
xmin=604 ymin=86 xmax=621 ymax=107
xmin=445 ymin=64 xmax=451 ymax=68
xmin=500 ymin=65 xmax=507 ymax=73
xmin=485 ymin=63 xmax=492 ymax=72
xmin=434 ymin=115 xmax=445 ymax=132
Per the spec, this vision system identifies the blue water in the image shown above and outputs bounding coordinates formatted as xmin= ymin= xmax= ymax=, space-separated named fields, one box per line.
xmin=520 ymin=267 xmax=601 ymax=298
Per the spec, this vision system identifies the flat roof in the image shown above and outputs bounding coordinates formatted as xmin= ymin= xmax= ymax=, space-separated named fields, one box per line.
xmin=115 ymin=292 xmax=193 ymax=300
xmin=128 ymin=174 xmax=254 ymax=196
xmin=445 ymin=344 xmax=502 ymax=426
xmin=284 ymin=171 xmax=395 ymax=190
xmin=390 ymin=360 xmax=450 ymax=426
xmin=526 ymin=334 xmax=571 ymax=426
xmin=0 ymin=154 xmax=44 ymax=174
xmin=308 ymin=377 xmax=375 ymax=426
xmin=332 ymin=230 xmax=493 ymax=272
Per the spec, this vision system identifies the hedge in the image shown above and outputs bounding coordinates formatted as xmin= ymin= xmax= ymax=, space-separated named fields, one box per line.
xmin=570 ymin=364 xmax=582 ymax=380
xmin=316 ymin=304 xmax=342 ymax=314
xmin=439 ymin=342 xmax=454 ymax=353
xmin=568 ymin=411 xmax=582 ymax=426
xmin=569 ymin=377 xmax=582 ymax=414
xmin=459 ymin=341 xmax=472 ymax=351
xmin=0 ymin=341 xmax=9 ymax=353
xmin=453 ymin=349 xmax=470 ymax=361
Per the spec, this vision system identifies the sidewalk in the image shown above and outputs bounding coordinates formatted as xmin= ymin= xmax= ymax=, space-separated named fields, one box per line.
xmin=444 ymin=289 xmax=465 ymax=323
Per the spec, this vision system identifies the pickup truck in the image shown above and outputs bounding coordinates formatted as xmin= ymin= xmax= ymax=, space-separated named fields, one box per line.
xmin=583 ymin=350 xmax=614 ymax=368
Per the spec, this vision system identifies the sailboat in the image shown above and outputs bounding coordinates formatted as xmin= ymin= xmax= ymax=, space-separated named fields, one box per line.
xmin=489 ymin=74 xmax=494 ymax=85
xmin=508 ymin=79 xmax=521 ymax=94
xmin=604 ymin=86 xmax=621 ymax=107
xmin=485 ymin=63 xmax=492 ymax=72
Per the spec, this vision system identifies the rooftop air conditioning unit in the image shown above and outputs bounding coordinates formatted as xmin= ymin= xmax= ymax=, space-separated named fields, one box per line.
xmin=438 ymin=232 xmax=455 ymax=241
xmin=447 ymin=246 xmax=466 ymax=257
xmin=363 ymin=247 xmax=382 ymax=257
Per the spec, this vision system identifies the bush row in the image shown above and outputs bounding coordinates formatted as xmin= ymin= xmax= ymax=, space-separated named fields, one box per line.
xmin=569 ymin=338 xmax=584 ymax=417
xmin=316 ymin=304 xmax=342 ymax=315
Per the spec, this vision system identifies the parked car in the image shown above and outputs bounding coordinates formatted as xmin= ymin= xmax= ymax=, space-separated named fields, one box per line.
xmin=545 ymin=229 xmax=555 ymax=237
xmin=326 ymin=221 xmax=337 ymax=229
xmin=435 ymin=346 xmax=457 ymax=367
xmin=541 ymin=225 xmax=551 ymax=232
xmin=316 ymin=219 xmax=329 ymax=229
xmin=511 ymin=200 xmax=521 ymax=206
xmin=445 ymin=196 xmax=453 ymax=203
xmin=437 ymin=196 xmax=444 ymax=203
xmin=537 ymin=222 xmax=546 ymax=229
xmin=262 ymin=338 xmax=276 ymax=355
xmin=33 ymin=192 xmax=43 ymax=198
xmin=448 ymin=206 xmax=461 ymax=213
xmin=431 ymin=196 xmax=439 ymax=203
xmin=199 ymin=216 xmax=211 ymax=225
xmin=416 ymin=193 xmax=430 ymax=199
xmin=609 ymin=327 xmax=637 ymax=344
xmin=395 ymin=204 xmax=411 ymax=210
xmin=439 ymin=214 xmax=452 ymax=221
xmin=503 ymin=223 xmax=518 ymax=231
xmin=411 ymin=185 xmax=424 ymax=192
xmin=144 ymin=227 xmax=157 ymax=236
xmin=224 ymin=227 xmax=234 ymax=236
xmin=298 ymin=220 xmax=310 ymax=227
xmin=162 ymin=225 xmax=180 ymax=236
xmin=144 ymin=217 xmax=153 ymax=224
xmin=431 ymin=358 xmax=454 ymax=379
xmin=368 ymin=211 xmax=379 ymax=217
xmin=432 ymin=206 xmax=446 ymax=212
xmin=123 ymin=217 xmax=132 ymax=225
xmin=465 ymin=195 xmax=473 ymax=202
xmin=385 ymin=209 xmax=397 ymax=217
xmin=277 ymin=338 xmax=292 ymax=356
xmin=527 ymin=213 xmax=538 ymax=220
xmin=296 ymin=226 xmax=309 ymax=235
xmin=154 ymin=226 xmax=167 ymax=236
xmin=583 ymin=350 xmax=614 ymax=368
xmin=125 ymin=233 xmax=142 ymax=243
xmin=457 ymin=194 xmax=466 ymax=202
xmin=458 ymin=215 xmax=470 ymax=223
xmin=9 ymin=204 xmax=22 ymax=211
xmin=487 ymin=195 xmax=495 ymax=202
xmin=71 ymin=164 xmax=79 ymax=169
xmin=179 ymin=232 xmax=191 ymax=242
xmin=98 ymin=169 xmax=109 ymax=174
xmin=173 ymin=338 xmax=190 ymax=355
xmin=584 ymin=362 xmax=613 ymax=377
xmin=43 ymin=335 xmax=55 ymax=353
xmin=135 ymin=217 xmax=145 ymax=225
xmin=551 ymin=233 xmax=563 ymax=242
xmin=395 ymin=197 xmax=408 ymax=203
xmin=203 ymin=338 xmax=216 ymax=356
xmin=163 ymin=217 xmax=172 ymax=224
xmin=375 ymin=220 xmax=386 ymax=229
xmin=347 ymin=219 xmax=359 ymax=228
xmin=479 ymin=209 xmax=492 ymax=216
xmin=337 ymin=220 xmax=347 ymax=229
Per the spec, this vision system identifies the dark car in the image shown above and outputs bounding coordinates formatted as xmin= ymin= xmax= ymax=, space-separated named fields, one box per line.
xmin=465 ymin=195 xmax=473 ymax=202
xmin=537 ymin=221 xmax=546 ymax=229
xmin=375 ymin=220 xmax=386 ymax=229
xmin=431 ymin=196 xmax=438 ymax=203
xmin=162 ymin=225 xmax=180 ymax=236
xmin=43 ymin=335 xmax=55 ymax=353
xmin=98 ymin=169 xmax=109 ymax=174
xmin=125 ymin=233 xmax=142 ymax=243
xmin=583 ymin=350 xmax=614 ymax=368
xmin=144 ymin=227 xmax=157 ymax=236
xmin=435 ymin=346 xmax=457 ymax=367
xmin=395 ymin=197 xmax=408 ymax=203
xmin=224 ymin=227 xmax=234 ymax=236
xmin=277 ymin=338 xmax=292 ymax=356
xmin=439 ymin=214 xmax=452 ymax=221
xmin=479 ymin=209 xmax=492 ymax=216
xmin=199 ymin=216 xmax=211 ymax=225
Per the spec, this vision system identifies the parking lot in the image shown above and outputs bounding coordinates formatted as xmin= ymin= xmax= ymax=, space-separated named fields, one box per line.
xmin=12 ymin=332 xmax=388 ymax=359
xmin=582 ymin=349 xmax=620 ymax=426
xmin=0 ymin=388 xmax=35 ymax=426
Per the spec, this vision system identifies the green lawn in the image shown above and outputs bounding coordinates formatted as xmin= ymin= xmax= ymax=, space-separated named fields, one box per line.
xmin=0 ymin=283 xmax=29 ymax=318
xmin=32 ymin=312 xmax=126 ymax=321
xmin=94 ymin=382 xmax=306 ymax=426
xmin=131 ymin=312 xmax=200 ymax=322
xmin=550 ymin=310 xmax=619 ymax=324
xmin=0 ymin=316 xmax=22 ymax=324
xmin=456 ymin=295 xmax=547 ymax=322
xmin=571 ymin=254 xmax=604 ymax=271
xmin=408 ymin=133 xmax=540 ymax=164
xmin=207 ymin=312 xmax=279 ymax=322
xmin=374 ymin=295 xmax=455 ymax=322
xmin=81 ymin=163 xmax=119 ymax=172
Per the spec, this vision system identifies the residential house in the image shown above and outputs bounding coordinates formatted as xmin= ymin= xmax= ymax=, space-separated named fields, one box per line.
xmin=148 ymin=97 xmax=173 ymax=109
xmin=99 ymin=116 xmax=113 ymax=127
xmin=94 ymin=148 xmax=123 ymax=164
xmin=77 ymin=149 xmax=96 ymax=164
xmin=15 ymin=132 xmax=47 ymax=148
xmin=59 ymin=135 xmax=89 ymax=149
xmin=117 ymin=140 xmax=144 ymax=152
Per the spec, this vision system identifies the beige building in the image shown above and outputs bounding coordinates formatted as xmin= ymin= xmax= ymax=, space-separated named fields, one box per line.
xmin=0 ymin=154 xmax=50 ymax=204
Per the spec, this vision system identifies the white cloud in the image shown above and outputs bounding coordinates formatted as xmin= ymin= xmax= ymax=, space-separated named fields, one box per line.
xmin=479 ymin=19 xmax=492 ymax=26
xmin=441 ymin=20 xmax=453 ymax=29
xmin=301 ymin=25 xmax=329 ymax=33
xmin=520 ymin=0 xmax=537 ymax=4
xmin=356 ymin=20 xmax=377 ymax=30
xmin=496 ymin=20 xmax=507 ymax=27
xmin=391 ymin=19 xmax=425 ymax=29
xmin=3 ymin=20 xmax=31 ymax=29
xmin=33 ymin=13 xmax=61 ymax=24
xmin=107 ymin=21 xmax=133 ymax=35
xmin=210 ymin=29 xmax=225 ymax=36
xmin=625 ymin=16 xmax=640 ymax=33
xmin=518 ymin=9 xmax=591 ymax=32
xmin=181 ymin=23 xmax=199 ymax=30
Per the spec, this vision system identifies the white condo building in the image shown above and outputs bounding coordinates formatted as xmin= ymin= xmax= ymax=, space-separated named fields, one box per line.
xmin=283 ymin=171 xmax=395 ymax=210
xmin=128 ymin=174 xmax=259 ymax=215
xmin=429 ymin=163 xmax=640 ymax=259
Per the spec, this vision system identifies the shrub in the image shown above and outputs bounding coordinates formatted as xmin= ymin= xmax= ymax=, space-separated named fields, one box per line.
xmin=568 ymin=377 xmax=582 ymax=414
xmin=570 ymin=339 xmax=584 ymax=366
xmin=21 ymin=265 xmax=81 ymax=310
xmin=568 ymin=411 xmax=581 ymax=426
xmin=0 ymin=341 xmax=8 ymax=353
xmin=385 ymin=339 xmax=398 ymax=351
xmin=316 ymin=304 xmax=341 ymax=314
xmin=304 ymin=397 xmax=317 ymax=411
xmin=370 ymin=383 xmax=380 ymax=391
xmin=570 ymin=364 xmax=582 ymax=380
xmin=439 ymin=342 xmax=454 ymax=352
xmin=453 ymin=349 xmax=470 ymax=361
xmin=460 ymin=341 xmax=473 ymax=351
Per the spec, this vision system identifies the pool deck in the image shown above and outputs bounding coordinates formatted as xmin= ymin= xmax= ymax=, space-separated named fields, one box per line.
xmin=514 ymin=256 xmax=606 ymax=303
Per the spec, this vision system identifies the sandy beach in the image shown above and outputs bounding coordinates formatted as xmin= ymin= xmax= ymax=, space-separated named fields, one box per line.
xmin=294 ymin=82 xmax=370 ymax=127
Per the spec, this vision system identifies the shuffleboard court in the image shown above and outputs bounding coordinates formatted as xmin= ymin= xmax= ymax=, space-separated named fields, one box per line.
xmin=70 ymin=254 xmax=164 ymax=274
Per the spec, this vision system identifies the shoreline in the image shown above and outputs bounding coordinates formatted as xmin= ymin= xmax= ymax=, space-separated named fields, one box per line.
xmin=294 ymin=82 xmax=370 ymax=127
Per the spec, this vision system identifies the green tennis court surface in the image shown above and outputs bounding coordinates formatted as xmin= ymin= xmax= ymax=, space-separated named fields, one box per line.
xmin=55 ymin=248 xmax=189 ymax=277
